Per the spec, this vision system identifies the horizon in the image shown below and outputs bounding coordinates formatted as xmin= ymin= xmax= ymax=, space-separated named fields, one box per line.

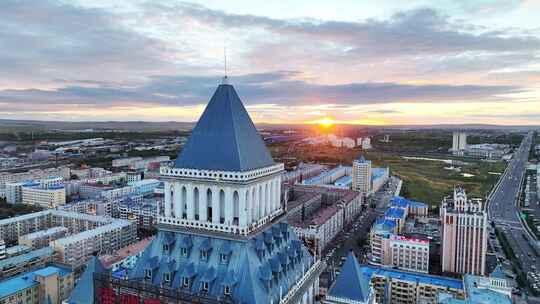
xmin=0 ymin=1 xmax=539 ymax=125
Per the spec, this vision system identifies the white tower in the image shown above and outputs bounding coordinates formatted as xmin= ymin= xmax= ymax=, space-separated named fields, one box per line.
xmin=159 ymin=84 xmax=284 ymax=236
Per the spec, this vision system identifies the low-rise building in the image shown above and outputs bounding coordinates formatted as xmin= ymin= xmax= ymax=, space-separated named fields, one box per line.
xmin=361 ymin=264 xmax=464 ymax=304
xmin=22 ymin=184 xmax=66 ymax=209
xmin=438 ymin=265 xmax=512 ymax=303
xmin=0 ymin=265 xmax=73 ymax=304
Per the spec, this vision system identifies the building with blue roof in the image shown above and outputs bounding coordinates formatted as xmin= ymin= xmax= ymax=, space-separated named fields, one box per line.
xmin=80 ymin=82 xmax=322 ymax=304
xmin=0 ymin=246 xmax=55 ymax=280
xmin=369 ymin=196 xmax=431 ymax=272
xmin=359 ymin=264 xmax=464 ymax=304
xmin=437 ymin=269 xmax=513 ymax=304
xmin=324 ymin=252 xmax=375 ymax=304
xmin=0 ymin=264 xmax=73 ymax=304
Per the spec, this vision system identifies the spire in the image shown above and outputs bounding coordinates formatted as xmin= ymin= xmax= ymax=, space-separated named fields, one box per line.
xmin=327 ymin=252 xmax=371 ymax=302
xmin=222 ymin=47 xmax=229 ymax=84
xmin=68 ymin=256 xmax=108 ymax=304
xmin=174 ymin=84 xmax=275 ymax=171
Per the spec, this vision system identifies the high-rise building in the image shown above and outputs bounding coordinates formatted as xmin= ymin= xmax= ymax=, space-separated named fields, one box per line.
xmin=352 ymin=155 xmax=371 ymax=193
xmin=80 ymin=82 xmax=322 ymax=304
xmin=452 ymin=132 xmax=467 ymax=153
xmin=440 ymin=188 xmax=487 ymax=275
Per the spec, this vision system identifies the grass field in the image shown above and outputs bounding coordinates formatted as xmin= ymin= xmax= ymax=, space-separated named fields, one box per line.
xmin=365 ymin=152 xmax=505 ymax=206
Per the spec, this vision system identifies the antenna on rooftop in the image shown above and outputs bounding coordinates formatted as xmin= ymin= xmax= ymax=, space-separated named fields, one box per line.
xmin=222 ymin=47 xmax=229 ymax=84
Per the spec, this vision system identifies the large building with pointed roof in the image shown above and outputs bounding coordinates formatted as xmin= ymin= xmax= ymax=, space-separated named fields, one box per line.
xmin=88 ymin=82 xmax=322 ymax=304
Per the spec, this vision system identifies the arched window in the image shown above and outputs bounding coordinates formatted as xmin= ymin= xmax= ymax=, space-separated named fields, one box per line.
xmin=219 ymin=189 xmax=225 ymax=224
xmin=194 ymin=187 xmax=200 ymax=220
xmin=233 ymin=191 xmax=239 ymax=226
xmin=181 ymin=186 xmax=187 ymax=219
xmin=207 ymin=188 xmax=213 ymax=222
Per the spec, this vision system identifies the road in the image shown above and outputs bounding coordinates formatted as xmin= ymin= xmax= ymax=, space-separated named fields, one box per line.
xmin=488 ymin=132 xmax=538 ymax=274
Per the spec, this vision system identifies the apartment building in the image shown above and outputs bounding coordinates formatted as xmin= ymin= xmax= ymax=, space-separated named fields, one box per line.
xmin=352 ymin=155 xmax=371 ymax=193
xmin=0 ymin=247 xmax=55 ymax=280
xmin=441 ymin=188 xmax=487 ymax=275
xmin=22 ymin=184 xmax=66 ymax=209
xmin=18 ymin=227 xmax=68 ymax=250
xmin=52 ymin=219 xmax=136 ymax=270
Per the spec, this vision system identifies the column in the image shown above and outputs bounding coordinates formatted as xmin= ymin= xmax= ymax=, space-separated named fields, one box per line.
xmin=164 ymin=182 xmax=171 ymax=217
xmin=174 ymin=183 xmax=182 ymax=219
xmin=274 ymin=179 xmax=280 ymax=211
xmin=200 ymin=188 xmax=208 ymax=222
xmin=225 ymin=188 xmax=234 ymax=226
xmin=239 ymin=188 xmax=247 ymax=227
xmin=253 ymin=186 xmax=259 ymax=222
xmin=187 ymin=184 xmax=194 ymax=220
xmin=212 ymin=186 xmax=220 ymax=224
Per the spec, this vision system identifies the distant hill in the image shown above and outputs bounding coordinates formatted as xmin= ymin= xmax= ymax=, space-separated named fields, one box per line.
xmin=0 ymin=119 xmax=537 ymax=133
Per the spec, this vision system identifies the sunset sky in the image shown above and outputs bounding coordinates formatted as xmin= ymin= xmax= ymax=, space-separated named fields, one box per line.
xmin=1 ymin=0 xmax=539 ymax=125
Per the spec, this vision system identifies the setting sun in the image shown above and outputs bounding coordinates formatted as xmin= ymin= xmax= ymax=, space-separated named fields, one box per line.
xmin=318 ymin=117 xmax=335 ymax=128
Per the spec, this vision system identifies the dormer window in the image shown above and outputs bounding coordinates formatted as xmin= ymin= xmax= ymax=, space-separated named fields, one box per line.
xmin=200 ymin=250 xmax=208 ymax=261
xmin=202 ymin=281 xmax=209 ymax=292
xmin=163 ymin=273 xmax=171 ymax=283
xmin=224 ymin=285 xmax=231 ymax=295
xmin=182 ymin=277 xmax=189 ymax=288
xmin=181 ymin=247 xmax=188 ymax=257
xmin=220 ymin=253 xmax=229 ymax=264
xmin=144 ymin=269 xmax=152 ymax=280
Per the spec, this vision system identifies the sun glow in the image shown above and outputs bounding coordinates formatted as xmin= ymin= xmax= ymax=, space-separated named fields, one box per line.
xmin=317 ymin=117 xmax=335 ymax=128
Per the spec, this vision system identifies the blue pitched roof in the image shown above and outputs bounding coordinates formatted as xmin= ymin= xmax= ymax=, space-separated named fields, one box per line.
xmin=68 ymin=256 xmax=108 ymax=304
xmin=174 ymin=84 xmax=275 ymax=172
xmin=328 ymin=252 xmax=371 ymax=302
xmin=128 ymin=222 xmax=315 ymax=304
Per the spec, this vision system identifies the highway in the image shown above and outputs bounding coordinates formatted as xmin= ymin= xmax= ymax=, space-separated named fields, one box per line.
xmin=488 ymin=132 xmax=538 ymax=274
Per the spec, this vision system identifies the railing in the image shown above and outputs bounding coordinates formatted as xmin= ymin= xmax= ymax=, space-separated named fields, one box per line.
xmin=93 ymin=272 xmax=233 ymax=304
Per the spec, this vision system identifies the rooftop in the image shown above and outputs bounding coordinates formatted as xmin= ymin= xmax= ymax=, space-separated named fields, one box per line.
xmin=384 ymin=207 xmax=406 ymax=219
xmin=174 ymin=84 xmax=275 ymax=172
xmin=359 ymin=264 xmax=463 ymax=290
xmin=0 ymin=265 xmax=71 ymax=299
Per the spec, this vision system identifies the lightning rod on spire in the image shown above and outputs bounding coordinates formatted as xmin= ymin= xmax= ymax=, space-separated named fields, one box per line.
xmin=222 ymin=47 xmax=228 ymax=84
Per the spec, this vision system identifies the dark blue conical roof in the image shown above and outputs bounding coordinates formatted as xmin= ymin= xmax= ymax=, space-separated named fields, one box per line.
xmin=174 ymin=84 xmax=275 ymax=171
xmin=328 ymin=252 xmax=371 ymax=302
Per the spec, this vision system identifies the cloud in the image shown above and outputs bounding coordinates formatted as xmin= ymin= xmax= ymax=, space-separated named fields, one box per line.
xmin=0 ymin=0 xmax=181 ymax=86
xmin=0 ymin=71 xmax=524 ymax=113
xmin=161 ymin=2 xmax=540 ymax=56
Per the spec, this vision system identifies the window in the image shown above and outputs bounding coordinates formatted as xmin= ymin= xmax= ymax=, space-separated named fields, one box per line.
xmin=144 ymin=269 xmax=152 ymax=280
xmin=181 ymin=247 xmax=188 ymax=256
xmin=220 ymin=253 xmax=228 ymax=263
xmin=182 ymin=277 xmax=190 ymax=287
xmin=164 ymin=273 xmax=171 ymax=283
xmin=224 ymin=285 xmax=231 ymax=295
xmin=200 ymin=250 xmax=208 ymax=260
xmin=202 ymin=281 xmax=209 ymax=292
xmin=163 ymin=244 xmax=169 ymax=251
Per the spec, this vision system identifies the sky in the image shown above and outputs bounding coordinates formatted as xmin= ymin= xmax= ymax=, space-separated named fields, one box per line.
xmin=0 ymin=0 xmax=539 ymax=125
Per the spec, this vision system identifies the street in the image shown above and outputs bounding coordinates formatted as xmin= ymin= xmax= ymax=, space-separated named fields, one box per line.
xmin=488 ymin=132 xmax=538 ymax=275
